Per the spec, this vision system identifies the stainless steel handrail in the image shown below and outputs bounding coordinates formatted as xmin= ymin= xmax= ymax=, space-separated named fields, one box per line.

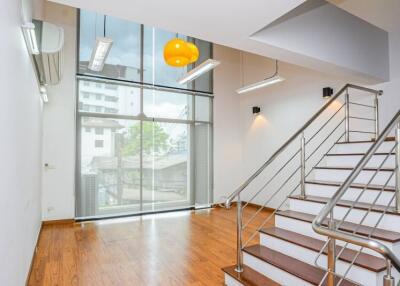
xmin=225 ymin=84 xmax=381 ymax=208
xmin=312 ymin=109 xmax=400 ymax=274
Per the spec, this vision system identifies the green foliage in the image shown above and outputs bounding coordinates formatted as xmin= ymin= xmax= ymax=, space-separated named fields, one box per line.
xmin=121 ymin=122 xmax=169 ymax=156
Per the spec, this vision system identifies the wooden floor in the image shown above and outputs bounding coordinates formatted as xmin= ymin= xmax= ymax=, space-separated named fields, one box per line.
xmin=28 ymin=206 xmax=274 ymax=286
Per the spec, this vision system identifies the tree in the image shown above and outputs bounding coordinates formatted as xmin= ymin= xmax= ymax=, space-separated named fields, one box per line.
xmin=121 ymin=121 xmax=169 ymax=156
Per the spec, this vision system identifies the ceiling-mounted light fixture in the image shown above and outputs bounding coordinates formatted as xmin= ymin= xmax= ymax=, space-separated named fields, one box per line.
xmin=88 ymin=37 xmax=113 ymax=72
xmin=236 ymin=60 xmax=285 ymax=94
xmin=178 ymin=59 xmax=220 ymax=85
xmin=22 ymin=22 xmax=40 ymax=55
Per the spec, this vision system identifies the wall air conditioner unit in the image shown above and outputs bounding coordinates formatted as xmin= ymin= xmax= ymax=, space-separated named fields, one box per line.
xmin=31 ymin=20 xmax=64 ymax=85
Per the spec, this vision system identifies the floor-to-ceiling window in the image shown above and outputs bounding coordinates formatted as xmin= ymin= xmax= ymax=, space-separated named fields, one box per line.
xmin=76 ymin=10 xmax=213 ymax=219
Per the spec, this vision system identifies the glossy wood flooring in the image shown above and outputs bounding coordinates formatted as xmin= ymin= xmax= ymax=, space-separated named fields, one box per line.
xmin=28 ymin=206 xmax=274 ymax=286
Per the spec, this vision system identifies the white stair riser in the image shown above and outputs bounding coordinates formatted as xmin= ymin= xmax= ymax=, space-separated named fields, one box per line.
xmin=224 ymin=274 xmax=246 ymax=286
xmin=324 ymin=155 xmax=395 ymax=168
xmin=243 ymin=252 xmax=313 ymax=286
xmin=290 ymin=199 xmax=400 ymax=233
xmin=306 ymin=184 xmax=395 ymax=206
xmin=275 ymin=214 xmax=400 ymax=258
xmin=260 ymin=233 xmax=388 ymax=286
xmin=312 ymin=169 xmax=394 ymax=185
xmin=333 ymin=142 xmax=395 ymax=154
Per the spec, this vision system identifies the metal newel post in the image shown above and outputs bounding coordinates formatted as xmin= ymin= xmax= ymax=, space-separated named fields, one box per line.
xmin=327 ymin=210 xmax=336 ymax=286
xmin=383 ymin=259 xmax=395 ymax=286
xmin=375 ymin=93 xmax=380 ymax=139
xmin=300 ymin=132 xmax=306 ymax=199
xmin=345 ymin=88 xmax=350 ymax=142
xmin=395 ymin=122 xmax=400 ymax=213
xmin=235 ymin=194 xmax=244 ymax=273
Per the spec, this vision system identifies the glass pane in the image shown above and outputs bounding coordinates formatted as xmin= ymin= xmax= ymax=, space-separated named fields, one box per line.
xmin=77 ymin=117 xmax=141 ymax=217
xmin=78 ymin=80 xmax=140 ymax=116
xmin=79 ymin=11 xmax=141 ymax=81
xmin=143 ymin=27 xmax=189 ymax=89
xmin=194 ymin=123 xmax=212 ymax=206
xmin=191 ymin=39 xmax=213 ymax=93
xmin=143 ymin=89 xmax=192 ymax=120
xmin=195 ymin=96 xmax=211 ymax=122
xmin=142 ymin=122 xmax=191 ymax=211
xmin=103 ymin=16 xmax=141 ymax=81
xmin=79 ymin=10 xmax=105 ymax=74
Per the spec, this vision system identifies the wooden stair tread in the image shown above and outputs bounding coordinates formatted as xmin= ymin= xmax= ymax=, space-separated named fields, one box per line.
xmin=259 ymin=227 xmax=386 ymax=272
xmin=222 ymin=265 xmax=281 ymax=286
xmin=306 ymin=179 xmax=395 ymax=192
xmin=243 ymin=245 xmax=359 ymax=286
xmin=276 ymin=210 xmax=400 ymax=243
xmin=314 ymin=166 xmax=394 ymax=171
xmin=289 ymin=194 xmax=399 ymax=216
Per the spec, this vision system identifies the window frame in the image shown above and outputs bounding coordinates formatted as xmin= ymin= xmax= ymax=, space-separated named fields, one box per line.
xmin=75 ymin=9 xmax=214 ymax=220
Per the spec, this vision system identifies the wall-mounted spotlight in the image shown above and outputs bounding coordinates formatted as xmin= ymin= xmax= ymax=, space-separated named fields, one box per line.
xmin=323 ymin=87 xmax=333 ymax=99
xmin=252 ymin=106 xmax=261 ymax=114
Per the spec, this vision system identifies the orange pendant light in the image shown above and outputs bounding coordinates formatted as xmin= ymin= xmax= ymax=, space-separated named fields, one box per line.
xmin=164 ymin=38 xmax=191 ymax=67
xmin=164 ymin=38 xmax=200 ymax=67
xmin=186 ymin=42 xmax=199 ymax=64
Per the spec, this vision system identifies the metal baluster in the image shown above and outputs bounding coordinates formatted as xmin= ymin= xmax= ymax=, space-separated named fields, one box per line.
xmin=235 ymin=194 xmax=243 ymax=272
xmin=327 ymin=210 xmax=336 ymax=286
xmin=375 ymin=93 xmax=380 ymax=139
xmin=395 ymin=123 xmax=400 ymax=213
xmin=345 ymin=88 xmax=350 ymax=142
xmin=383 ymin=260 xmax=395 ymax=286
xmin=300 ymin=132 xmax=306 ymax=199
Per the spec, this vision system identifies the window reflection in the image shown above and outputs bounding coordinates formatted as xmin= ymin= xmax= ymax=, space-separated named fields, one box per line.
xmin=79 ymin=10 xmax=213 ymax=93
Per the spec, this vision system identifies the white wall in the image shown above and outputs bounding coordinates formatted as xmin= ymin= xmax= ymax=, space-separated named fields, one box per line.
xmin=0 ymin=0 xmax=43 ymax=285
xmin=334 ymin=0 xmax=400 ymax=133
xmin=213 ymin=46 xmax=243 ymax=203
xmin=40 ymin=2 xmax=77 ymax=221
xmin=212 ymin=45 xmax=349 ymax=205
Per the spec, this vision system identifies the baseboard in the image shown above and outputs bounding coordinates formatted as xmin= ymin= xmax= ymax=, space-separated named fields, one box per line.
xmin=42 ymin=218 xmax=75 ymax=226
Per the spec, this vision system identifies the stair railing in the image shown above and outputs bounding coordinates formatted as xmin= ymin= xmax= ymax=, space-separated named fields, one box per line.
xmin=313 ymin=109 xmax=400 ymax=286
xmin=224 ymin=83 xmax=382 ymax=274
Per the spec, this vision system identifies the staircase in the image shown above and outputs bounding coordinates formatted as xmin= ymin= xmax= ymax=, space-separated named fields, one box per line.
xmin=222 ymin=84 xmax=400 ymax=285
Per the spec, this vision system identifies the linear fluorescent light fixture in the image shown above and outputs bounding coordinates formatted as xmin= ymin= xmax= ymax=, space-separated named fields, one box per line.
xmin=236 ymin=60 xmax=285 ymax=94
xmin=178 ymin=59 xmax=220 ymax=85
xmin=22 ymin=22 xmax=40 ymax=55
xmin=88 ymin=37 xmax=113 ymax=72
xmin=236 ymin=75 xmax=285 ymax=94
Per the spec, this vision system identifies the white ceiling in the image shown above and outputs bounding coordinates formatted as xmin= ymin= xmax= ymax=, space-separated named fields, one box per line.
xmin=48 ymin=0 xmax=306 ymax=62
xmin=330 ymin=0 xmax=400 ymax=33
xmin=48 ymin=0 xmax=398 ymax=83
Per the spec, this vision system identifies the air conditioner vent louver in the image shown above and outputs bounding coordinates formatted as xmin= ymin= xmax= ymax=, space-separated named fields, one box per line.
xmin=32 ymin=20 xmax=64 ymax=85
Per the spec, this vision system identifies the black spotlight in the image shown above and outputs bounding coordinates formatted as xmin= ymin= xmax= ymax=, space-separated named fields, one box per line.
xmin=323 ymin=87 xmax=333 ymax=98
xmin=252 ymin=106 xmax=261 ymax=114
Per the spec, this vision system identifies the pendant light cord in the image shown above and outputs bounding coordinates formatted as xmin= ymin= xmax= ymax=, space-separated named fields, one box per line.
xmin=104 ymin=15 xmax=107 ymax=37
